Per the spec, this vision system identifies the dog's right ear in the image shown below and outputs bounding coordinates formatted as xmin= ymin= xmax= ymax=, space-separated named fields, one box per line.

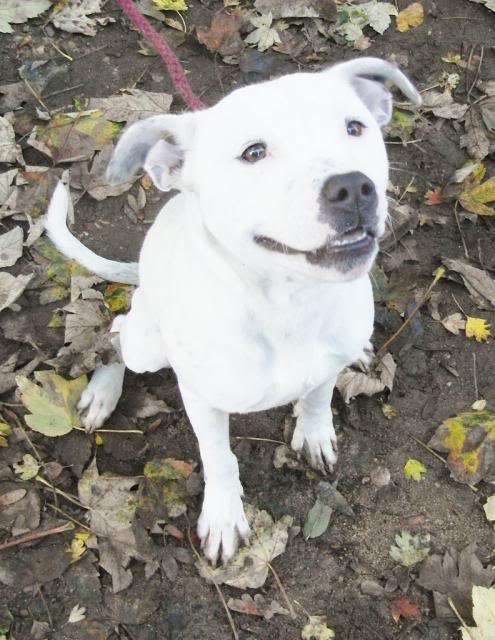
xmin=106 ymin=113 xmax=195 ymax=191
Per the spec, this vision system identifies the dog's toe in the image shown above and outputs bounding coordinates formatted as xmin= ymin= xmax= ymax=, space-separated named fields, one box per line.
xmin=78 ymin=364 xmax=125 ymax=433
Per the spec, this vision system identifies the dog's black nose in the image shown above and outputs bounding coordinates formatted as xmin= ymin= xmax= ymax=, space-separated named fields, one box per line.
xmin=322 ymin=171 xmax=376 ymax=207
xmin=320 ymin=171 xmax=378 ymax=234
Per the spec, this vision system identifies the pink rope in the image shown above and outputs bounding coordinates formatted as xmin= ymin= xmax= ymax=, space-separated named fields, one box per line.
xmin=114 ymin=0 xmax=204 ymax=111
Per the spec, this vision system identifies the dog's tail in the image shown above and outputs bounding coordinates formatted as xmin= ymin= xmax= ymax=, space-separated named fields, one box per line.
xmin=44 ymin=182 xmax=139 ymax=285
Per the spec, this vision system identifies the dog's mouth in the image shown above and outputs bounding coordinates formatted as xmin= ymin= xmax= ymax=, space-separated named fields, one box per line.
xmin=254 ymin=227 xmax=377 ymax=267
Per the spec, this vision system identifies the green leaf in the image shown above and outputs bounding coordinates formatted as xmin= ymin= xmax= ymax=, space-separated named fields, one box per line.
xmin=389 ymin=531 xmax=430 ymax=567
xmin=104 ymin=283 xmax=132 ymax=313
xmin=13 ymin=453 xmax=40 ymax=480
xmin=16 ymin=371 xmax=87 ymax=436
xmin=303 ymin=499 xmax=332 ymax=540
xmin=302 ymin=615 xmax=335 ymax=640
xmin=404 ymin=458 xmax=426 ymax=481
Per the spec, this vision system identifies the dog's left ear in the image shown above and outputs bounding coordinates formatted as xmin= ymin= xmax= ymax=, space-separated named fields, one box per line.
xmin=330 ymin=57 xmax=422 ymax=127
xmin=107 ymin=113 xmax=195 ymax=191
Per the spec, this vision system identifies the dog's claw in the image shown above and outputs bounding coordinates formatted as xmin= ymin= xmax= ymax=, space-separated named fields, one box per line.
xmin=291 ymin=417 xmax=337 ymax=473
xmin=78 ymin=363 xmax=125 ymax=433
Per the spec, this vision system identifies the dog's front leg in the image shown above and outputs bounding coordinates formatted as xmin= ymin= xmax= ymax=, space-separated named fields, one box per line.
xmin=78 ymin=362 xmax=126 ymax=433
xmin=180 ymin=385 xmax=250 ymax=564
xmin=291 ymin=379 xmax=337 ymax=473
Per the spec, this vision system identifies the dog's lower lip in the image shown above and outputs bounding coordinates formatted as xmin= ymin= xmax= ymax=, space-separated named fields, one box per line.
xmin=254 ymin=228 xmax=376 ymax=261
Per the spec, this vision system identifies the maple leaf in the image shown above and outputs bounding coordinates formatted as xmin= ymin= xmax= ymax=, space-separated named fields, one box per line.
xmin=390 ymin=595 xmax=421 ymax=623
xmin=396 ymin=2 xmax=424 ymax=32
xmin=465 ymin=316 xmax=491 ymax=342
xmin=302 ymin=616 xmax=335 ymax=640
xmin=424 ymin=188 xmax=443 ymax=205
xmin=0 ymin=0 xmax=50 ymax=34
xmin=404 ymin=458 xmax=426 ymax=481
xmin=428 ymin=409 xmax=495 ymax=484
xmin=13 ymin=453 xmax=40 ymax=480
xmin=459 ymin=175 xmax=495 ymax=216
xmin=245 ymin=12 xmax=282 ymax=51
xmin=389 ymin=531 xmax=430 ymax=567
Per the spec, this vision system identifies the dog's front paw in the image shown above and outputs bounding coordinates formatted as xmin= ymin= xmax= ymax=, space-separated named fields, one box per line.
xmin=78 ymin=363 xmax=125 ymax=433
xmin=291 ymin=417 xmax=337 ymax=473
xmin=198 ymin=483 xmax=250 ymax=565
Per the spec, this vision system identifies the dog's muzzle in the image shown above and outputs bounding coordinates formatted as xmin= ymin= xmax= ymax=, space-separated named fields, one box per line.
xmin=255 ymin=171 xmax=379 ymax=271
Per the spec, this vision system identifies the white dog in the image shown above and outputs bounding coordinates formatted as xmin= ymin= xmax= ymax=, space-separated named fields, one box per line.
xmin=45 ymin=57 xmax=420 ymax=564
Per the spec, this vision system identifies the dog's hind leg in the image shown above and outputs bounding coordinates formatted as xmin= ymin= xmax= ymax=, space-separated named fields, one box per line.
xmin=291 ymin=378 xmax=338 ymax=473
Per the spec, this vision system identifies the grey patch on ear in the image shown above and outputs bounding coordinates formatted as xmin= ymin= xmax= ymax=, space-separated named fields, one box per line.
xmin=351 ymin=76 xmax=393 ymax=127
xmin=107 ymin=142 xmax=150 ymax=184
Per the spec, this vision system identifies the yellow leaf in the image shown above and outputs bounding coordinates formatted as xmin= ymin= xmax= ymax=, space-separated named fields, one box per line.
xmin=428 ymin=409 xmax=495 ymax=484
xmin=66 ymin=531 xmax=91 ymax=562
xmin=465 ymin=316 xmax=491 ymax=342
xmin=442 ymin=52 xmax=462 ymax=64
xmin=95 ymin=433 xmax=103 ymax=446
xmin=382 ymin=403 xmax=398 ymax=419
xmin=152 ymin=0 xmax=188 ymax=10
xmin=0 ymin=422 xmax=12 ymax=447
xmin=302 ymin=615 xmax=335 ymax=640
xmin=104 ymin=283 xmax=132 ymax=313
xmin=459 ymin=175 xmax=495 ymax=216
xmin=404 ymin=458 xmax=426 ymax=481
xmin=13 ymin=453 xmax=41 ymax=480
xmin=472 ymin=399 xmax=487 ymax=411
xmin=16 ymin=371 xmax=87 ymax=437
xmin=396 ymin=2 xmax=424 ymax=32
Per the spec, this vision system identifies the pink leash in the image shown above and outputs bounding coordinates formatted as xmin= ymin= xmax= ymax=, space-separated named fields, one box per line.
xmin=114 ymin=0 xmax=205 ymax=111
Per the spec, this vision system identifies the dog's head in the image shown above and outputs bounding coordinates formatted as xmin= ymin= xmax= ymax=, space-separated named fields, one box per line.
xmin=108 ymin=58 xmax=420 ymax=283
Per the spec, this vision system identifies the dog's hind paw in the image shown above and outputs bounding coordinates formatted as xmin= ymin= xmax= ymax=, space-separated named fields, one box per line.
xmin=78 ymin=363 xmax=125 ymax=433
xmin=198 ymin=483 xmax=250 ymax=565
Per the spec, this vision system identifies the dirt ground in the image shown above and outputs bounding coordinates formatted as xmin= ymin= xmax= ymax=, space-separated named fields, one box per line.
xmin=1 ymin=1 xmax=495 ymax=639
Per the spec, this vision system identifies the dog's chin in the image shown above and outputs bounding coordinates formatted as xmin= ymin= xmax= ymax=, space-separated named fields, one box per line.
xmin=254 ymin=227 xmax=378 ymax=279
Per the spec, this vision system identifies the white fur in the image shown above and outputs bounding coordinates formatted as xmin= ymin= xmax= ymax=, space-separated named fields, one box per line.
xmin=44 ymin=58 xmax=420 ymax=564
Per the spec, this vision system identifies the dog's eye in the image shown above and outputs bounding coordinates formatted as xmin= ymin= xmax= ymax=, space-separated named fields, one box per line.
xmin=241 ymin=142 xmax=267 ymax=163
xmin=346 ymin=120 xmax=365 ymax=137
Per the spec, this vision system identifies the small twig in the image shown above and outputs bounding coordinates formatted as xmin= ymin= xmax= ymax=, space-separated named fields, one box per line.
xmin=467 ymin=45 xmax=484 ymax=103
xmin=72 ymin=425 xmax=144 ymax=435
xmin=377 ymin=268 xmax=444 ymax=356
xmin=186 ymin=528 xmax=239 ymax=640
xmin=448 ymin=597 xmax=474 ymax=638
xmin=385 ymin=139 xmax=423 ymax=146
xmin=454 ymin=201 xmax=470 ymax=259
xmin=473 ymin=353 xmax=479 ymax=401
xmin=37 ymin=585 xmax=54 ymax=628
xmin=2 ymin=408 xmax=42 ymax=463
xmin=232 ymin=436 xmax=285 ymax=446
xmin=43 ymin=32 xmax=73 ymax=61
xmin=0 ymin=522 xmax=73 ymax=551
xmin=46 ymin=503 xmax=90 ymax=530
xmin=36 ymin=475 xmax=86 ymax=509
xmin=23 ymin=78 xmax=50 ymax=113
xmin=397 ymin=175 xmax=416 ymax=205
xmin=451 ymin=293 xmax=468 ymax=316
xmin=43 ymin=84 xmax=85 ymax=100
xmin=267 ymin=563 xmax=296 ymax=618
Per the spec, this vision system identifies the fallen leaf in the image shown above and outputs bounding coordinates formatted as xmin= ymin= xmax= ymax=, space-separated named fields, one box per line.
xmin=88 ymin=89 xmax=173 ymax=126
xmin=0 ymin=117 xmax=23 ymax=165
xmin=421 ymin=89 xmax=468 ymax=119
xmin=465 ymin=316 xmax=491 ymax=342
xmin=197 ymin=505 xmax=293 ymax=588
xmin=303 ymin=499 xmax=332 ymax=540
xmin=404 ymin=458 xmax=426 ymax=481
xmin=16 ymin=371 xmax=87 ymax=437
xmin=273 ymin=443 xmax=305 ymax=471
xmin=104 ymin=283 xmax=133 ymax=313
xmin=0 ymin=226 xmax=23 ymax=268
xmin=335 ymin=1 xmax=397 ymax=43
xmin=301 ymin=615 xmax=335 ymax=640
xmin=0 ymin=273 xmax=33 ymax=313
xmin=461 ymin=105 xmax=495 ymax=160
xmin=441 ymin=312 xmax=466 ymax=335
xmin=417 ymin=543 xmax=495 ymax=621
xmin=389 ymin=531 xmax=430 ymax=567
xmin=317 ymin=481 xmax=354 ymax=516
xmin=254 ymin=0 xmax=336 ymax=20
xmin=390 ymin=595 xmax=421 ymax=622
xmin=467 ymin=0 xmax=495 ymax=13
xmin=152 ymin=0 xmax=187 ymax=9
xmin=63 ymin=299 xmax=111 ymax=351
xmin=245 ymin=13 xmax=283 ymax=52
xmin=13 ymin=454 xmax=40 ymax=480
xmin=66 ymin=531 xmax=91 ymax=562
xmin=197 ymin=13 xmax=243 ymax=57
xmin=336 ymin=352 xmax=396 ymax=403
xmin=484 ymin=496 xmax=495 ymax=522
xmin=138 ymin=457 xmax=193 ymax=524
xmin=71 ymin=145 xmax=136 ymax=201
xmin=473 ymin=399 xmax=487 ymax=411
xmin=443 ymin=258 xmax=495 ymax=309
xmin=227 ymin=593 xmax=289 ymax=620
xmin=428 ymin=408 xmax=495 ymax=484
xmin=396 ymin=2 xmax=424 ymax=32
xmin=0 ymin=0 xmax=50 ymax=34
xmin=382 ymin=403 xmax=397 ymax=419
xmin=0 ymin=421 xmax=12 ymax=448
xmin=50 ymin=0 xmax=105 ymax=36
xmin=459 ymin=175 xmax=495 ymax=217
xmin=386 ymin=108 xmax=420 ymax=143
xmin=28 ymin=110 xmax=122 ymax=164
xmin=68 ymin=604 xmax=86 ymax=624
xmin=0 ymin=488 xmax=26 ymax=506
xmin=424 ymin=188 xmax=443 ymax=205
xmin=461 ymin=585 xmax=495 ymax=639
